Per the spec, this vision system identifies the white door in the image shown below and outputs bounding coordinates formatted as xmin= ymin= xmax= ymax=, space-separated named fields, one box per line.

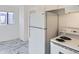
xmin=29 ymin=27 xmax=46 ymax=54
xmin=29 ymin=11 xmax=46 ymax=28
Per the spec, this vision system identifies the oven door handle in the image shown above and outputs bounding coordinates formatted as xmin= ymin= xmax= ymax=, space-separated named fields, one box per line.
xmin=59 ymin=51 xmax=64 ymax=54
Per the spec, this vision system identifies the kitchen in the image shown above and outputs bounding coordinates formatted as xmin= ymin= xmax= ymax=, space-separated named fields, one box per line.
xmin=29 ymin=5 xmax=79 ymax=54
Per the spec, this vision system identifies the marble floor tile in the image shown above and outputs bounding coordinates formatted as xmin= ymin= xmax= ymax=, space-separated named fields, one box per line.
xmin=0 ymin=39 xmax=28 ymax=54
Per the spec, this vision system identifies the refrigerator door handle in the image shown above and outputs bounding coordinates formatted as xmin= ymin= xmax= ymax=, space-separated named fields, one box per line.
xmin=29 ymin=26 xmax=47 ymax=30
xmin=29 ymin=28 xmax=30 ymax=37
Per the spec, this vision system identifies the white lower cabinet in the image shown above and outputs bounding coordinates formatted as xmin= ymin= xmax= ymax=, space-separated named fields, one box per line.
xmin=51 ymin=42 xmax=76 ymax=54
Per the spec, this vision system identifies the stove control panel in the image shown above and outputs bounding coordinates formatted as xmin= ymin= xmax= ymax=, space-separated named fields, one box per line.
xmin=59 ymin=27 xmax=79 ymax=35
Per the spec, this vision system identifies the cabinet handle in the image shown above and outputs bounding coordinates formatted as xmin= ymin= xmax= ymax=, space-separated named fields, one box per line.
xmin=59 ymin=52 xmax=64 ymax=54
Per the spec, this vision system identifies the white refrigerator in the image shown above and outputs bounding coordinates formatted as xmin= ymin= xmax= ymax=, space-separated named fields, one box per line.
xmin=29 ymin=11 xmax=58 ymax=54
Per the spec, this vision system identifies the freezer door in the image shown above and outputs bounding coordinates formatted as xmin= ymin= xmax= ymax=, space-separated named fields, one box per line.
xmin=29 ymin=27 xmax=46 ymax=54
xmin=29 ymin=11 xmax=46 ymax=28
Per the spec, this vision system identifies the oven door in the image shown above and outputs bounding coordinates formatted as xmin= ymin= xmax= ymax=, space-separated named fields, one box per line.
xmin=51 ymin=42 xmax=77 ymax=54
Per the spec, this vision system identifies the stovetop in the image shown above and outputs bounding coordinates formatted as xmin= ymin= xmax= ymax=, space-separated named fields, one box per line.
xmin=60 ymin=36 xmax=72 ymax=40
xmin=51 ymin=35 xmax=79 ymax=51
xmin=56 ymin=38 xmax=65 ymax=42
xmin=56 ymin=36 xmax=72 ymax=42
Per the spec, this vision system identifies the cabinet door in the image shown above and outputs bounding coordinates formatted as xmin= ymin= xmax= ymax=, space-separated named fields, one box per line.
xmin=45 ymin=5 xmax=58 ymax=11
xmin=51 ymin=42 xmax=76 ymax=54
xmin=51 ymin=42 xmax=59 ymax=54
xmin=56 ymin=45 xmax=76 ymax=54
xmin=29 ymin=27 xmax=46 ymax=54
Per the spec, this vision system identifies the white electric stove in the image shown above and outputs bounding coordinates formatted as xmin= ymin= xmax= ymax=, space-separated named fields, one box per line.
xmin=50 ymin=27 xmax=79 ymax=54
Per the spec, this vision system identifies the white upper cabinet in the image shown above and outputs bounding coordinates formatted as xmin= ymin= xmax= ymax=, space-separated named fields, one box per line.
xmin=28 ymin=5 xmax=79 ymax=13
xmin=64 ymin=5 xmax=79 ymax=13
xmin=45 ymin=5 xmax=58 ymax=11
xmin=28 ymin=6 xmax=45 ymax=12
xmin=58 ymin=5 xmax=79 ymax=13
xmin=28 ymin=5 xmax=58 ymax=12
xmin=58 ymin=5 xmax=65 ymax=9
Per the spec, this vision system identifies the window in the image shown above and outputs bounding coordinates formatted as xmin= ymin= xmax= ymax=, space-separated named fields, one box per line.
xmin=8 ymin=12 xmax=14 ymax=24
xmin=0 ymin=12 xmax=14 ymax=25
xmin=0 ymin=12 xmax=7 ymax=24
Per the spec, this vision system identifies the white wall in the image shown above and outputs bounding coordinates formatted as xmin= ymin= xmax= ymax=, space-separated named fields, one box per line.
xmin=0 ymin=5 xmax=19 ymax=42
xmin=59 ymin=12 xmax=79 ymax=32
xmin=19 ymin=6 xmax=25 ymax=41
xmin=19 ymin=6 xmax=29 ymax=41
xmin=24 ymin=6 xmax=29 ymax=41
xmin=0 ymin=5 xmax=29 ymax=42
xmin=47 ymin=12 xmax=58 ymax=39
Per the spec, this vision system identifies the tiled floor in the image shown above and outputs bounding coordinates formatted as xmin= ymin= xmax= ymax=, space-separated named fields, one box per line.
xmin=0 ymin=39 xmax=28 ymax=54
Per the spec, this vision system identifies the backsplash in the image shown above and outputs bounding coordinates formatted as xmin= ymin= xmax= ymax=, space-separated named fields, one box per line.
xmin=59 ymin=27 xmax=79 ymax=36
xmin=59 ymin=12 xmax=79 ymax=36
xmin=59 ymin=12 xmax=79 ymax=28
